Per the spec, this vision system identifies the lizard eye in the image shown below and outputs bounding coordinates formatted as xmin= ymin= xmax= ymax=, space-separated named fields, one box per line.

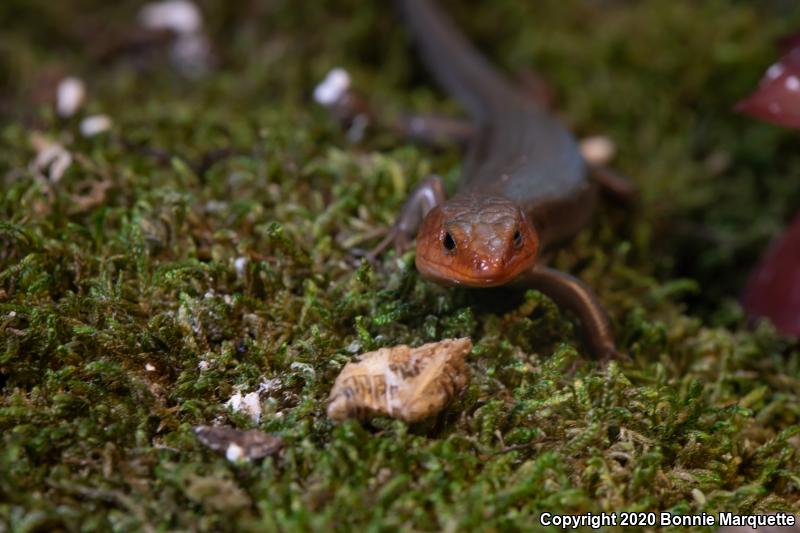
xmin=443 ymin=232 xmax=456 ymax=252
xmin=513 ymin=229 xmax=523 ymax=249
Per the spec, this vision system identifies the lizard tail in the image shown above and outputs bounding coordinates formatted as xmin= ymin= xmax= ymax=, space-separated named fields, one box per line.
xmin=395 ymin=0 xmax=521 ymax=122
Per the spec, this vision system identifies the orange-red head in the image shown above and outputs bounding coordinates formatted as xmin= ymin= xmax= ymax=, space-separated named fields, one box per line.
xmin=415 ymin=195 xmax=539 ymax=287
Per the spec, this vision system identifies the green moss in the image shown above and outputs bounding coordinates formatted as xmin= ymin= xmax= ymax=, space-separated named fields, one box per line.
xmin=1 ymin=0 xmax=799 ymax=531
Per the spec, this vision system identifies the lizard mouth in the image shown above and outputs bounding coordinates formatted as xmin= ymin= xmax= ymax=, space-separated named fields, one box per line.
xmin=415 ymin=252 xmax=537 ymax=287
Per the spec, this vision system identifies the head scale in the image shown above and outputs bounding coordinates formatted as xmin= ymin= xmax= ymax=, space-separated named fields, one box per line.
xmin=415 ymin=195 xmax=539 ymax=287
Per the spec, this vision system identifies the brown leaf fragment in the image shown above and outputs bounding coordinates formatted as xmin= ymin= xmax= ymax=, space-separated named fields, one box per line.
xmin=194 ymin=425 xmax=283 ymax=462
xmin=327 ymin=337 xmax=472 ymax=423
xmin=70 ymin=179 xmax=114 ymax=214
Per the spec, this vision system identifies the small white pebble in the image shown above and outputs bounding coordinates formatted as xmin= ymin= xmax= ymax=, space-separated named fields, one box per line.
xmin=198 ymin=360 xmax=211 ymax=371
xmin=766 ymin=62 xmax=785 ymax=81
xmin=691 ymin=488 xmax=706 ymax=505
xmin=80 ymin=115 xmax=113 ymax=137
xmin=786 ymin=75 xmax=800 ymax=92
xmin=241 ymin=392 xmax=261 ymax=422
xmin=145 ymin=363 xmax=156 ymax=372
xmin=314 ymin=68 xmax=351 ymax=106
xmin=226 ymin=390 xmax=262 ymax=423
xmin=204 ymin=290 xmax=215 ymax=299
xmin=234 ymin=257 xmax=248 ymax=276
xmin=580 ymin=135 xmax=616 ymax=166
xmin=8 ymin=311 xmax=16 ymax=318
xmin=225 ymin=443 xmax=245 ymax=462
xmin=140 ymin=0 xmax=202 ymax=34
xmin=56 ymin=77 xmax=86 ymax=118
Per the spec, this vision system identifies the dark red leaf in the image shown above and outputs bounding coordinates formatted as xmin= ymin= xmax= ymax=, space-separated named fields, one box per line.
xmin=778 ymin=32 xmax=800 ymax=54
xmin=735 ymin=48 xmax=800 ymax=128
xmin=742 ymin=213 xmax=800 ymax=337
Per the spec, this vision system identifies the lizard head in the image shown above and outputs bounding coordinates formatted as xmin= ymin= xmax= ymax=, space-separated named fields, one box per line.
xmin=415 ymin=195 xmax=539 ymax=287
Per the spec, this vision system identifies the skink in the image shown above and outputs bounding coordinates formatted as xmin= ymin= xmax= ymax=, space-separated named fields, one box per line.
xmin=381 ymin=0 xmax=620 ymax=359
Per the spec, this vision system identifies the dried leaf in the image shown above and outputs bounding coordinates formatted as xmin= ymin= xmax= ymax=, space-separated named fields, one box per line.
xmin=742 ymin=213 xmax=800 ymax=336
xmin=194 ymin=425 xmax=283 ymax=462
xmin=327 ymin=337 xmax=471 ymax=423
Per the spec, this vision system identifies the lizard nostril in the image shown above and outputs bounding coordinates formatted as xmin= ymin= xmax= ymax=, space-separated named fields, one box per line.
xmin=513 ymin=229 xmax=522 ymax=249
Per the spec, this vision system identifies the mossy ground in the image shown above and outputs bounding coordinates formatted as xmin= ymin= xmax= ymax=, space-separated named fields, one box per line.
xmin=1 ymin=0 xmax=800 ymax=531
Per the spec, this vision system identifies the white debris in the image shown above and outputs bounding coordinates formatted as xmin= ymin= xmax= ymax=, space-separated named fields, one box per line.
xmin=225 ymin=443 xmax=245 ymax=462
xmin=691 ymin=488 xmax=706 ymax=506
xmin=226 ymin=391 xmax=262 ymax=423
xmin=786 ymin=75 xmax=800 ymax=92
xmin=234 ymin=257 xmax=248 ymax=277
xmin=139 ymin=0 xmax=202 ymax=34
xmin=198 ymin=360 xmax=211 ymax=371
xmin=145 ymin=363 xmax=157 ymax=372
xmin=80 ymin=115 xmax=113 ymax=137
xmin=314 ymin=68 xmax=351 ymax=106
xmin=580 ymin=135 xmax=617 ymax=166
xmin=257 ymin=378 xmax=281 ymax=395
xmin=8 ymin=311 xmax=16 ymax=318
xmin=222 ymin=378 xmax=281 ymax=423
xmin=56 ymin=77 xmax=86 ymax=118
xmin=31 ymin=135 xmax=72 ymax=183
xmin=139 ymin=0 xmax=210 ymax=77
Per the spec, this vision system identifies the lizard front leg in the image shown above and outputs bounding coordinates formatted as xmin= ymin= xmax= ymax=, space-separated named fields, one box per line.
xmin=369 ymin=174 xmax=446 ymax=258
xmin=513 ymin=265 xmax=622 ymax=362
